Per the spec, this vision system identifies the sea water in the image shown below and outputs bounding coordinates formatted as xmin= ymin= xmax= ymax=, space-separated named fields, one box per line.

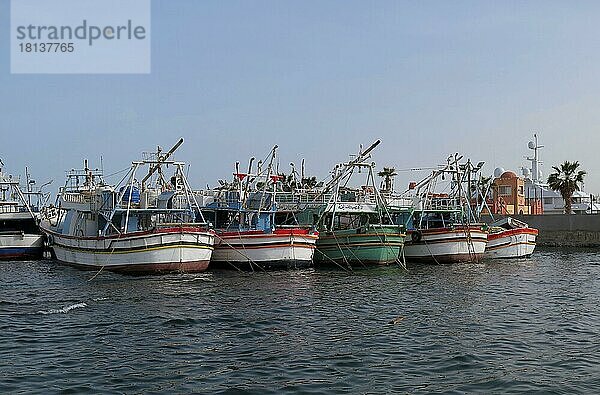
xmin=1 ymin=249 xmax=599 ymax=393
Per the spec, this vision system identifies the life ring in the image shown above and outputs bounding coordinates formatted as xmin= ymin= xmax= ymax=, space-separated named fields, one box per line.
xmin=411 ymin=230 xmax=422 ymax=243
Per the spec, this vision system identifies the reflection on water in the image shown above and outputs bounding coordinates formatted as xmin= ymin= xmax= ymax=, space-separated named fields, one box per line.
xmin=0 ymin=249 xmax=599 ymax=393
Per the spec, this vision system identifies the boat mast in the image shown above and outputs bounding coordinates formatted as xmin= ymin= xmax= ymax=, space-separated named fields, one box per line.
xmin=242 ymin=157 xmax=255 ymax=209
xmin=329 ymin=164 xmax=342 ymax=231
xmin=141 ymin=138 xmax=183 ymax=191
xmin=256 ymin=145 xmax=278 ymax=221
xmin=123 ymin=162 xmax=140 ymax=234
xmin=313 ymin=139 xmax=381 ymax=203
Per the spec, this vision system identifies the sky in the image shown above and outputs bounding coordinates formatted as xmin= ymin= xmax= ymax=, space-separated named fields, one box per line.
xmin=2 ymin=0 xmax=600 ymax=194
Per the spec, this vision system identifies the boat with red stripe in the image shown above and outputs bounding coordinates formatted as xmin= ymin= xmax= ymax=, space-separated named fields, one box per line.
xmin=41 ymin=139 xmax=215 ymax=274
xmin=198 ymin=146 xmax=317 ymax=270
xmin=404 ymin=224 xmax=488 ymax=263
xmin=485 ymin=217 xmax=538 ymax=259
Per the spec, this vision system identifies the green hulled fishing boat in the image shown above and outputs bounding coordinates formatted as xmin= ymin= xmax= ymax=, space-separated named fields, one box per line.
xmin=277 ymin=140 xmax=405 ymax=268
xmin=314 ymin=224 xmax=405 ymax=266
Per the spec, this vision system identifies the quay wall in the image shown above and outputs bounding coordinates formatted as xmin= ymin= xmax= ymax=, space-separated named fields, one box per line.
xmin=481 ymin=214 xmax=600 ymax=247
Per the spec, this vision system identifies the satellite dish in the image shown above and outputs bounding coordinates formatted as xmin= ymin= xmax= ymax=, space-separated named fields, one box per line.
xmin=494 ymin=167 xmax=505 ymax=178
xmin=528 ymin=141 xmax=535 ymax=149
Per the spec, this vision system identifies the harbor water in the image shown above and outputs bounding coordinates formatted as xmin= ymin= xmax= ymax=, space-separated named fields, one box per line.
xmin=1 ymin=249 xmax=599 ymax=394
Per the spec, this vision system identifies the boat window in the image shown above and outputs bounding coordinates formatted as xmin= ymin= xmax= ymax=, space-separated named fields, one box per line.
xmin=339 ymin=191 xmax=357 ymax=202
xmin=413 ymin=211 xmax=451 ymax=229
xmin=424 ymin=212 xmax=444 ymax=229
xmin=0 ymin=218 xmax=39 ymax=234
xmin=394 ymin=212 xmax=412 ymax=228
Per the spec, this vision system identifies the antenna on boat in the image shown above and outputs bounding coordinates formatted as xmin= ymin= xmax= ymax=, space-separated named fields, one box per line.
xmin=290 ymin=162 xmax=296 ymax=187
xmin=25 ymin=166 xmax=31 ymax=192
xmin=276 ymin=157 xmax=280 ymax=175
xmin=527 ymin=132 xmax=544 ymax=184
xmin=84 ymin=159 xmax=91 ymax=186
xmin=25 ymin=166 xmax=32 ymax=207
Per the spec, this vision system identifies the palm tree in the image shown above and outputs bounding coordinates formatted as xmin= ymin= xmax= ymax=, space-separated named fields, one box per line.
xmin=377 ymin=167 xmax=397 ymax=192
xmin=547 ymin=161 xmax=587 ymax=214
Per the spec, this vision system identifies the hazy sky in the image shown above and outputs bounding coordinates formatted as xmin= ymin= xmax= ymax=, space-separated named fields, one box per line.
xmin=2 ymin=1 xmax=600 ymax=193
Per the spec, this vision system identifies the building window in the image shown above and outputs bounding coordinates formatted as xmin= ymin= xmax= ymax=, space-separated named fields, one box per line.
xmin=518 ymin=186 xmax=524 ymax=195
xmin=543 ymin=197 xmax=553 ymax=205
xmin=498 ymin=186 xmax=512 ymax=196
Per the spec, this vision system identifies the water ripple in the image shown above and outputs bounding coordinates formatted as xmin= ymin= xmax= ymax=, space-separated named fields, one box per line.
xmin=37 ymin=302 xmax=88 ymax=315
xmin=0 ymin=250 xmax=599 ymax=393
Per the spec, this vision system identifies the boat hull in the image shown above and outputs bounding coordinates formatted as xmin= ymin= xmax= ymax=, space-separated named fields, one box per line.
xmin=42 ymin=227 xmax=215 ymax=274
xmin=0 ymin=234 xmax=44 ymax=260
xmin=486 ymin=228 xmax=538 ymax=259
xmin=404 ymin=227 xmax=488 ymax=264
xmin=211 ymin=229 xmax=317 ymax=270
xmin=314 ymin=229 xmax=405 ymax=267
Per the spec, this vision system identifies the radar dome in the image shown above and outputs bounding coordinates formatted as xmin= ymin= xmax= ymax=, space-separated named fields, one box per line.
xmin=494 ymin=167 xmax=505 ymax=178
xmin=528 ymin=141 xmax=535 ymax=149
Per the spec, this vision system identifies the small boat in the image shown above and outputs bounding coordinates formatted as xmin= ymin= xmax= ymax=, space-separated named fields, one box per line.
xmin=199 ymin=147 xmax=318 ymax=270
xmin=486 ymin=217 xmax=538 ymax=258
xmin=0 ymin=165 xmax=46 ymax=260
xmin=41 ymin=139 xmax=215 ymax=274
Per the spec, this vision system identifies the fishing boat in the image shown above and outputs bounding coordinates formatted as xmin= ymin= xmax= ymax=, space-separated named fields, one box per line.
xmin=198 ymin=146 xmax=318 ymax=270
xmin=393 ymin=155 xmax=488 ymax=263
xmin=0 ymin=164 xmax=47 ymax=260
xmin=40 ymin=139 xmax=215 ymax=273
xmin=402 ymin=210 xmax=488 ymax=263
xmin=296 ymin=140 xmax=405 ymax=268
xmin=314 ymin=223 xmax=406 ymax=266
xmin=486 ymin=217 xmax=538 ymax=258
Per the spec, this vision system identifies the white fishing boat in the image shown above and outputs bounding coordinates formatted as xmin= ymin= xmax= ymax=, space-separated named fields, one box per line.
xmin=404 ymin=222 xmax=488 ymax=263
xmin=392 ymin=154 xmax=488 ymax=264
xmin=486 ymin=217 xmax=538 ymax=258
xmin=41 ymin=139 xmax=215 ymax=274
xmin=198 ymin=146 xmax=317 ymax=270
xmin=0 ymin=164 xmax=47 ymax=260
xmin=211 ymin=228 xmax=318 ymax=270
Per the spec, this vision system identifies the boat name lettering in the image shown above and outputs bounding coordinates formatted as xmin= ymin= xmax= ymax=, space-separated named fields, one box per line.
xmin=337 ymin=203 xmax=363 ymax=210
